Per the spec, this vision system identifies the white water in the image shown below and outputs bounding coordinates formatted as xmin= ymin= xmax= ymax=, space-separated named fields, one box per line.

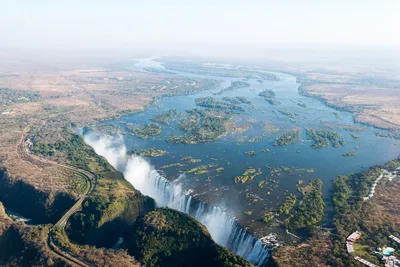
xmin=84 ymin=132 xmax=269 ymax=265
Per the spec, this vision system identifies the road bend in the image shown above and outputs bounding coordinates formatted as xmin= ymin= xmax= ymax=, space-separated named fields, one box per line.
xmin=18 ymin=134 xmax=95 ymax=267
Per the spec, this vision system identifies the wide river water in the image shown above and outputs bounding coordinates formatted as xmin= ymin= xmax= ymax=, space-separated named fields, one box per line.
xmin=85 ymin=58 xmax=399 ymax=264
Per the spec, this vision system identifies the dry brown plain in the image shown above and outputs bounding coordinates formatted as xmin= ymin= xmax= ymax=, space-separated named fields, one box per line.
xmin=285 ymin=66 xmax=400 ymax=129
xmin=0 ymin=56 xmax=220 ymax=266
xmin=0 ymin=62 xmax=218 ymax=196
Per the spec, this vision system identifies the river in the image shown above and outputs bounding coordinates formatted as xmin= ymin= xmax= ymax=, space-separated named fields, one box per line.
xmin=83 ymin=58 xmax=400 ymax=265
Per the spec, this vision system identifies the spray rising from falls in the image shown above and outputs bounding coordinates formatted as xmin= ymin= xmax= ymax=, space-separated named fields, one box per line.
xmin=83 ymin=132 xmax=269 ymax=265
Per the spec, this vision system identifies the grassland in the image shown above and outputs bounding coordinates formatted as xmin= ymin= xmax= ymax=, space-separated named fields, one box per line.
xmin=295 ymin=69 xmax=400 ymax=130
xmin=0 ymin=58 xmax=226 ymax=266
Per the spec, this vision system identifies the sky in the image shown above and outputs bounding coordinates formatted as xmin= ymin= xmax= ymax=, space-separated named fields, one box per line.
xmin=0 ymin=0 xmax=399 ymax=50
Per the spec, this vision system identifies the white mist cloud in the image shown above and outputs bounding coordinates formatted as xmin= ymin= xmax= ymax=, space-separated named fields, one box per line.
xmin=82 ymin=131 xmax=269 ymax=265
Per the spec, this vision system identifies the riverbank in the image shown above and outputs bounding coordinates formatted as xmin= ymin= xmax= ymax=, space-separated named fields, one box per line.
xmin=296 ymin=79 xmax=400 ymax=131
xmin=2 ymin=56 xmax=399 ymax=266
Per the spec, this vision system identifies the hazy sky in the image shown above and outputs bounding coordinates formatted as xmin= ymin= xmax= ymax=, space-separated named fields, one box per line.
xmin=1 ymin=0 xmax=399 ymax=49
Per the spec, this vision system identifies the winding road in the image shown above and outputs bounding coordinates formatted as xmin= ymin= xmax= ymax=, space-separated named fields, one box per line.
xmin=18 ymin=134 xmax=95 ymax=267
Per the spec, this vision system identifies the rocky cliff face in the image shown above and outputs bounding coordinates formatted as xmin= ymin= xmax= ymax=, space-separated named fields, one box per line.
xmin=128 ymin=208 xmax=253 ymax=267
xmin=0 ymin=168 xmax=76 ymax=225
xmin=66 ymin=170 xmax=156 ymax=248
xmin=0 ymin=202 xmax=67 ymax=266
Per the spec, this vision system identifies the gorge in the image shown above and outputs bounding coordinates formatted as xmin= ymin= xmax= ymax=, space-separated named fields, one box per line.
xmin=84 ymin=132 xmax=270 ymax=265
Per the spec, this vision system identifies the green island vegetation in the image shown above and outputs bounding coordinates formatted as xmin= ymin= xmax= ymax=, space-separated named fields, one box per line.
xmin=258 ymin=88 xmax=280 ymax=105
xmin=185 ymin=164 xmax=217 ymax=175
xmin=170 ymin=109 xmax=231 ymax=144
xmin=350 ymin=133 xmax=359 ymax=140
xmin=259 ymin=88 xmax=276 ymax=98
xmin=236 ymin=96 xmax=251 ymax=104
xmin=329 ymin=159 xmax=400 ymax=266
xmin=333 ymin=111 xmax=340 ymax=119
xmin=143 ymin=78 xmax=219 ymax=99
xmin=170 ymin=98 xmax=249 ymax=144
xmin=306 ymin=129 xmax=345 ymax=148
xmin=263 ymin=122 xmax=280 ymax=137
xmin=342 ymin=125 xmax=365 ymax=132
xmin=127 ymin=148 xmax=167 ymax=157
xmin=181 ymin=156 xmax=202 ymax=164
xmin=278 ymin=109 xmax=298 ymax=119
xmin=216 ymin=167 xmax=224 ymax=172
xmin=179 ymin=109 xmax=201 ymax=131
xmin=195 ymin=96 xmax=244 ymax=112
xmin=263 ymin=213 xmax=275 ymax=224
xmin=128 ymin=208 xmax=251 ymax=267
xmin=160 ymin=163 xmax=186 ymax=169
xmin=286 ymin=179 xmax=325 ymax=229
xmin=273 ymin=157 xmax=400 ymax=267
xmin=0 ymin=87 xmax=40 ymax=106
xmin=279 ymin=194 xmax=297 ymax=215
xmin=222 ymin=96 xmax=240 ymax=105
xmin=266 ymin=98 xmax=281 ymax=105
xmin=222 ymin=96 xmax=252 ymax=106
xmin=244 ymin=150 xmax=257 ymax=156
xmin=229 ymin=123 xmax=250 ymax=135
xmin=234 ymin=168 xmax=262 ymax=184
xmin=297 ymin=101 xmax=307 ymax=108
xmin=236 ymin=136 xmax=247 ymax=142
xmin=248 ymin=137 xmax=261 ymax=143
xmin=214 ymin=80 xmax=250 ymax=95
xmin=375 ymin=129 xmax=400 ymax=140
xmin=265 ymin=165 xmax=317 ymax=178
xmin=131 ymin=123 xmax=162 ymax=139
xmin=342 ymin=151 xmax=357 ymax=157
xmin=245 ymin=193 xmax=261 ymax=205
xmin=151 ymin=109 xmax=178 ymax=125
xmin=274 ymin=129 xmax=300 ymax=146
xmin=258 ymin=177 xmax=280 ymax=190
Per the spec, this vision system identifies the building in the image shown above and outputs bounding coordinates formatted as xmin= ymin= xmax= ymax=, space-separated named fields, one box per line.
xmin=347 ymin=231 xmax=362 ymax=243
xmin=389 ymin=235 xmax=400 ymax=244
xmin=382 ymin=255 xmax=400 ymax=267
xmin=347 ymin=242 xmax=355 ymax=253
xmin=354 ymin=256 xmax=378 ymax=267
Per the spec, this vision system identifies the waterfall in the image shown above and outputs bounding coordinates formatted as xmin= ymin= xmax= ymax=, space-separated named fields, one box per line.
xmin=83 ymin=132 xmax=269 ymax=266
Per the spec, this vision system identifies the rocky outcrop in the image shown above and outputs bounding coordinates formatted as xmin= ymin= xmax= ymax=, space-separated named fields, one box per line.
xmin=66 ymin=170 xmax=156 ymax=248
xmin=0 ymin=168 xmax=76 ymax=225
xmin=128 ymin=208 xmax=253 ymax=267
